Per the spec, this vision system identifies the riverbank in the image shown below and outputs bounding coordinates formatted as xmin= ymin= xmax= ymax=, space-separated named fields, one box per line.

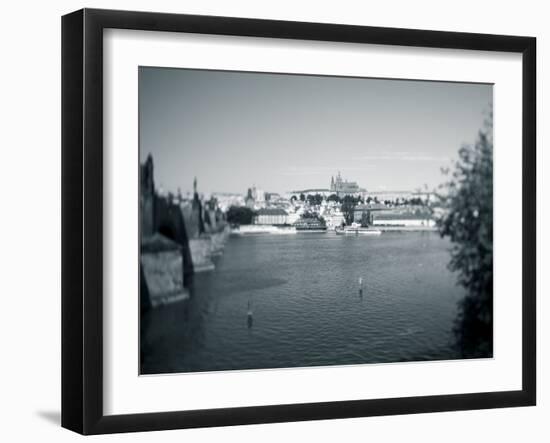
xmin=375 ymin=226 xmax=438 ymax=232
xmin=231 ymin=224 xmax=437 ymax=235
xmin=231 ymin=225 xmax=297 ymax=235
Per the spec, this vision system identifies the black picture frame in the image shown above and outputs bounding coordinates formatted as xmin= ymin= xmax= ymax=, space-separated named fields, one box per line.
xmin=61 ymin=8 xmax=536 ymax=435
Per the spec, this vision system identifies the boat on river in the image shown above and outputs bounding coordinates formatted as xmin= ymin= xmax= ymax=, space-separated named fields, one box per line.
xmin=294 ymin=218 xmax=327 ymax=232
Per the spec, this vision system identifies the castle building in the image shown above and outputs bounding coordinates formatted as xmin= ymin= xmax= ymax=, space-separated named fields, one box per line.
xmin=330 ymin=171 xmax=365 ymax=197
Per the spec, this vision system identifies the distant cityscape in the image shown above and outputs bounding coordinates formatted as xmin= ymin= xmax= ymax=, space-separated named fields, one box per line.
xmin=152 ymin=162 xmax=436 ymax=233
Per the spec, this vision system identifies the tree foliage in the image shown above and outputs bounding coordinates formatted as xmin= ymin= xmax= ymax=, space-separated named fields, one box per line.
xmin=301 ymin=211 xmax=317 ymax=219
xmin=436 ymin=116 xmax=493 ymax=358
xmin=306 ymin=193 xmax=323 ymax=206
xmin=341 ymin=195 xmax=361 ymax=225
xmin=409 ymin=197 xmax=425 ymax=206
xmin=226 ymin=206 xmax=256 ymax=225
xmin=360 ymin=211 xmax=369 ymax=227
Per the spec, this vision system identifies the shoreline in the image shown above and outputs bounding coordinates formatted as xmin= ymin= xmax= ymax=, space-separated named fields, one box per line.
xmin=231 ymin=225 xmax=438 ymax=236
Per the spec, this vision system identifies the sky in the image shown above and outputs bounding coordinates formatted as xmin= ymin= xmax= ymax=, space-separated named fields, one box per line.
xmin=139 ymin=67 xmax=492 ymax=195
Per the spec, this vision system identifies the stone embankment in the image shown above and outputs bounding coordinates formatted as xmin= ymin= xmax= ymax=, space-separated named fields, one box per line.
xmin=139 ymin=155 xmax=230 ymax=310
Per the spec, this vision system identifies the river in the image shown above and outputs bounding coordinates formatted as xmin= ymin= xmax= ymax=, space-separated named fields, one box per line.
xmin=140 ymin=231 xmax=466 ymax=374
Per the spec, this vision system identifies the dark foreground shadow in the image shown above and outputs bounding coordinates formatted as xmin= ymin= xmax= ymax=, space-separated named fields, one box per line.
xmin=36 ymin=410 xmax=61 ymax=426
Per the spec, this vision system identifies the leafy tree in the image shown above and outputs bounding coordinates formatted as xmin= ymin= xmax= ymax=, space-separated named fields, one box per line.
xmin=299 ymin=193 xmax=305 ymax=202
xmin=341 ymin=195 xmax=358 ymax=224
xmin=360 ymin=211 xmax=369 ymax=227
xmin=436 ymin=115 xmax=493 ymax=358
xmin=327 ymin=193 xmax=341 ymax=203
xmin=226 ymin=206 xmax=256 ymax=225
xmin=409 ymin=197 xmax=424 ymax=206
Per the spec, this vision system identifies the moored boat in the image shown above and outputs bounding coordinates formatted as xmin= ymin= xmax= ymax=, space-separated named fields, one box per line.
xmin=294 ymin=218 xmax=327 ymax=232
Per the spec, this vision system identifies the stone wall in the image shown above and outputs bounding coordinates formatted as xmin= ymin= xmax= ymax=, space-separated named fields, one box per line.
xmin=140 ymin=234 xmax=189 ymax=308
xmin=139 ymin=156 xmax=231 ymax=311
xmin=210 ymin=228 xmax=230 ymax=256
xmin=154 ymin=196 xmax=194 ymax=277
xmin=188 ymin=238 xmax=215 ymax=272
xmin=181 ymin=203 xmax=202 ymax=239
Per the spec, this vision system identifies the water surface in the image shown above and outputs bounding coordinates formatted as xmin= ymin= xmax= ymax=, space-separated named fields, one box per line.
xmin=141 ymin=231 xmax=466 ymax=374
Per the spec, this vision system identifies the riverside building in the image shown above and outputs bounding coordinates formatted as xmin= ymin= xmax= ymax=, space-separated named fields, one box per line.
xmin=254 ymin=208 xmax=289 ymax=225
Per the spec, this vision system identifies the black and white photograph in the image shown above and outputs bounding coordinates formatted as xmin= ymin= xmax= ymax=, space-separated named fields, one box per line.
xmin=139 ymin=67 xmax=494 ymax=375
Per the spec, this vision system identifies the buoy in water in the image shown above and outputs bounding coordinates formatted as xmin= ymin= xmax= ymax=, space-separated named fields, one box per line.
xmin=247 ymin=301 xmax=253 ymax=328
xmin=358 ymin=277 xmax=364 ymax=297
